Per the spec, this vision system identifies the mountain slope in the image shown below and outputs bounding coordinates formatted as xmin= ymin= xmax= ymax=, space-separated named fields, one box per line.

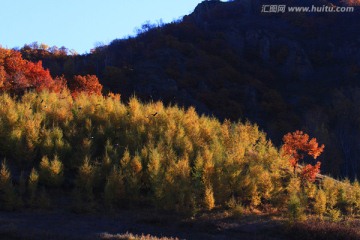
xmin=20 ymin=0 xmax=360 ymax=179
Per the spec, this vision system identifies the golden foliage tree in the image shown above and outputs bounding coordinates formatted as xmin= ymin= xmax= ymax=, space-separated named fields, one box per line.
xmin=73 ymin=157 xmax=97 ymax=212
xmin=28 ymin=168 xmax=39 ymax=207
xmin=39 ymin=155 xmax=64 ymax=187
xmin=313 ymin=189 xmax=327 ymax=217
xmin=0 ymin=161 xmax=21 ymax=210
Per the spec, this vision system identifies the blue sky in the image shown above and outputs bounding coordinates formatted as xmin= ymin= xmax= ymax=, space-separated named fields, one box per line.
xmin=0 ymin=0 xmax=204 ymax=54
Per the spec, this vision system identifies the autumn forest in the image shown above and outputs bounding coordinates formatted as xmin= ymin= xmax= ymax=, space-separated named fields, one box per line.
xmin=1 ymin=0 xmax=360 ymax=239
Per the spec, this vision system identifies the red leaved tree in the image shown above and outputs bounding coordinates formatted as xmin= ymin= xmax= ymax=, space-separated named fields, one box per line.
xmin=0 ymin=47 xmax=104 ymax=96
xmin=50 ymin=76 xmax=68 ymax=93
xmin=70 ymin=75 xmax=103 ymax=96
xmin=282 ymin=130 xmax=325 ymax=182
xmin=0 ymin=48 xmax=54 ymax=94
xmin=301 ymin=162 xmax=321 ymax=183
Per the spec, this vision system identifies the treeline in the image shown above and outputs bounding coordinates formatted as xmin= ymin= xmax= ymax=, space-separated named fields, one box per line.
xmin=0 ymin=44 xmax=359 ymax=219
xmin=0 ymin=90 xmax=359 ymax=219
xmin=0 ymin=89 xmax=285 ymax=212
xmin=0 ymin=47 xmax=102 ymax=96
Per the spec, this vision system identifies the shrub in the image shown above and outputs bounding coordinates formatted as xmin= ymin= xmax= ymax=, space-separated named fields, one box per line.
xmin=120 ymin=152 xmax=143 ymax=203
xmin=161 ymin=157 xmax=195 ymax=213
xmin=204 ymin=185 xmax=215 ymax=210
xmin=288 ymin=194 xmax=305 ymax=222
xmin=39 ymin=155 xmax=64 ymax=187
xmin=0 ymin=161 xmax=21 ymax=210
xmin=226 ymin=195 xmax=237 ymax=209
xmin=322 ymin=177 xmax=338 ymax=210
xmin=336 ymin=181 xmax=352 ymax=214
xmin=72 ymin=156 xmax=97 ymax=212
xmin=104 ymin=167 xmax=125 ymax=209
xmin=328 ymin=208 xmax=341 ymax=223
xmin=28 ymin=168 xmax=39 ymax=207
xmin=352 ymin=181 xmax=360 ymax=215
xmin=313 ymin=189 xmax=327 ymax=217
xmin=147 ymin=147 xmax=164 ymax=207
xmin=232 ymin=204 xmax=244 ymax=219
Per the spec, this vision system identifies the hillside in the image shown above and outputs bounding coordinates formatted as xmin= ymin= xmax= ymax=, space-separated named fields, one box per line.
xmin=1 ymin=6 xmax=360 ymax=237
xmin=19 ymin=0 xmax=360 ymax=180
xmin=0 ymin=89 xmax=359 ymax=239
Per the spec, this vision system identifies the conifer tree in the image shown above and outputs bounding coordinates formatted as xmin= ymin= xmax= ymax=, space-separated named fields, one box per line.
xmin=104 ymin=167 xmax=124 ymax=209
xmin=204 ymin=185 xmax=215 ymax=210
xmin=73 ymin=156 xmax=96 ymax=212
xmin=313 ymin=189 xmax=327 ymax=217
xmin=0 ymin=161 xmax=21 ymax=210
xmin=147 ymin=148 xmax=163 ymax=207
xmin=28 ymin=168 xmax=39 ymax=207
xmin=39 ymin=155 xmax=64 ymax=187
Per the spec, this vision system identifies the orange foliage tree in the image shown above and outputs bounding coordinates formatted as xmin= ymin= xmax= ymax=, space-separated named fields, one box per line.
xmin=0 ymin=47 xmax=103 ymax=96
xmin=282 ymin=130 xmax=325 ymax=182
xmin=70 ymin=75 xmax=103 ymax=96
xmin=301 ymin=161 xmax=321 ymax=183
xmin=0 ymin=48 xmax=54 ymax=93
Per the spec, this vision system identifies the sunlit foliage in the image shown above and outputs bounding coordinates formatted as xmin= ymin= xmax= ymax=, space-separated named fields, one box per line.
xmin=70 ymin=75 xmax=103 ymax=96
xmin=0 ymin=90 xmax=291 ymax=213
xmin=0 ymin=47 xmax=102 ymax=96
xmin=282 ymin=131 xmax=324 ymax=182
xmin=0 ymin=88 xmax=358 ymax=218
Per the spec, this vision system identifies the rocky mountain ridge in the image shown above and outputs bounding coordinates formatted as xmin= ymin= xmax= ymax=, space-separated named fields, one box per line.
xmin=20 ymin=0 xmax=360 ymax=178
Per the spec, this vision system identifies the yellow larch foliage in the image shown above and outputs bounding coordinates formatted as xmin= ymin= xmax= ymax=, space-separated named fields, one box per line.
xmin=314 ymin=189 xmax=327 ymax=217
xmin=131 ymin=155 xmax=142 ymax=174
xmin=204 ymin=185 xmax=215 ymax=210
xmin=322 ymin=177 xmax=339 ymax=209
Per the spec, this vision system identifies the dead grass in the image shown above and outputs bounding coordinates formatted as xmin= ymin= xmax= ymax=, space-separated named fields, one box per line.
xmin=287 ymin=218 xmax=360 ymax=240
xmin=100 ymin=232 xmax=179 ymax=240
